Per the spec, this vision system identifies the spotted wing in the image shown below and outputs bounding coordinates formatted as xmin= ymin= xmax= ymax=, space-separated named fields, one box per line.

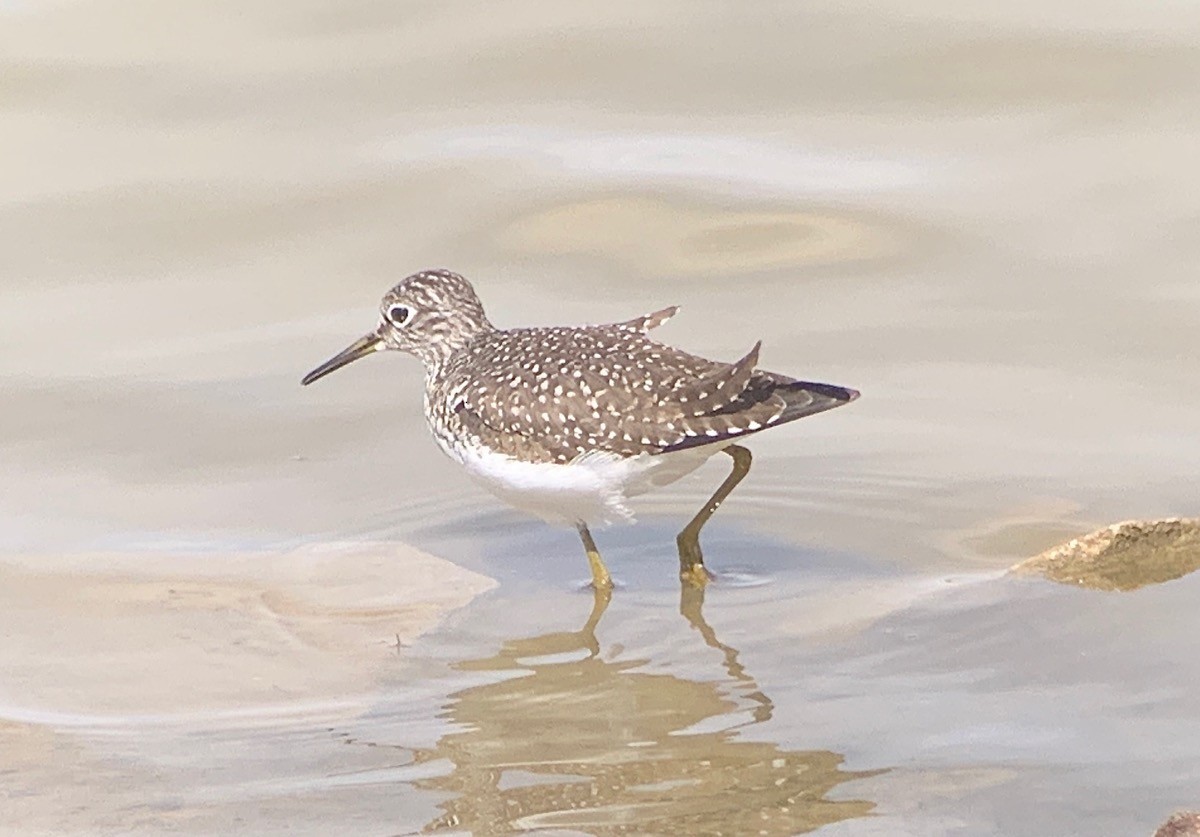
xmin=447 ymin=314 xmax=856 ymax=462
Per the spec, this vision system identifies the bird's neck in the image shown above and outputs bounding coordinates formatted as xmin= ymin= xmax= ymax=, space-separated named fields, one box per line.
xmin=417 ymin=318 xmax=496 ymax=379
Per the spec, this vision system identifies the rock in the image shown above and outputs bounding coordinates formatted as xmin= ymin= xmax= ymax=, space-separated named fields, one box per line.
xmin=1009 ymin=518 xmax=1200 ymax=591
xmin=1155 ymin=811 xmax=1200 ymax=837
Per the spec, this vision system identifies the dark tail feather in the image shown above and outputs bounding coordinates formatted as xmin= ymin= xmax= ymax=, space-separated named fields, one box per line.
xmin=775 ymin=378 xmax=860 ymax=424
xmin=658 ymin=373 xmax=859 ymax=453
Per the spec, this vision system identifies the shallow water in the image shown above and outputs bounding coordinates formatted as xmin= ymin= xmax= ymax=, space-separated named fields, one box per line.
xmin=3 ymin=1 xmax=1200 ymax=834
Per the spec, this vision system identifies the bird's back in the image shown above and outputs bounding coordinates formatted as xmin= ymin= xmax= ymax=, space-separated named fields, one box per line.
xmin=429 ymin=309 xmax=857 ymax=465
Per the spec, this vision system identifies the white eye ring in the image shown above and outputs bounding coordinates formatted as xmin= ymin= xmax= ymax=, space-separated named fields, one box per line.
xmin=387 ymin=304 xmax=411 ymax=326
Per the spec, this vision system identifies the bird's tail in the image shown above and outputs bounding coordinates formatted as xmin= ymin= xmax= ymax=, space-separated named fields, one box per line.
xmin=773 ymin=377 xmax=860 ymax=424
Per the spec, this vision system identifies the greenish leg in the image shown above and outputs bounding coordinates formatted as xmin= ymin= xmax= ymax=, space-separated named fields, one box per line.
xmin=577 ymin=523 xmax=614 ymax=590
xmin=676 ymin=444 xmax=753 ymax=587
xmin=581 ymin=583 xmax=612 ymax=653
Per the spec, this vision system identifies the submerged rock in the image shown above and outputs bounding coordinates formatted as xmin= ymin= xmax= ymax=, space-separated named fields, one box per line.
xmin=1010 ymin=518 xmax=1200 ymax=591
xmin=1155 ymin=812 xmax=1200 ymax=837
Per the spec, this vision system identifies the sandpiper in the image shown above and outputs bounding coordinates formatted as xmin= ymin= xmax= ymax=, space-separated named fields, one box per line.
xmin=302 ymin=269 xmax=858 ymax=588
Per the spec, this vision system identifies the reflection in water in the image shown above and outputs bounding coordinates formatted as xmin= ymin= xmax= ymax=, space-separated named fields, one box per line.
xmin=410 ymin=588 xmax=879 ymax=835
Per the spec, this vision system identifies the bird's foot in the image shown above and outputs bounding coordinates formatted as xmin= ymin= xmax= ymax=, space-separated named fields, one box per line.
xmin=677 ymin=530 xmax=714 ymax=587
xmin=679 ymin=561 xmax=715 ymax=588
xmin=585 ymin=552 xmax=614 ymax=592
xmin=575 ymin=576 xmax=621 ymax=593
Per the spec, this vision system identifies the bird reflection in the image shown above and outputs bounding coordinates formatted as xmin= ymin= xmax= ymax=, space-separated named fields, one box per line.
xmin=407 ymin=586 xmax=879 ymax=835
xmin=679 ymin=583 xmax=774 ymax=725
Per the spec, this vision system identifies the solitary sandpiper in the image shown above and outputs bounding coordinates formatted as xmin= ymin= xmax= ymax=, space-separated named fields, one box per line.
xmin=302 ymin=269 xmax=858 ymax=588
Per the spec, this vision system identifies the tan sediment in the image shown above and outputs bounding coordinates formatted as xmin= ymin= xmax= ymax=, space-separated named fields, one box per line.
xmin=499 ymin=195 xmax=900 ymax=276
xmin=0 ymin=542 xmax=495 ymax=717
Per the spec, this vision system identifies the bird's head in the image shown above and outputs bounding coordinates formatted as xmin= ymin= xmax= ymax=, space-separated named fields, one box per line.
xmin=301 ymin=268 xmax=493 ymax=385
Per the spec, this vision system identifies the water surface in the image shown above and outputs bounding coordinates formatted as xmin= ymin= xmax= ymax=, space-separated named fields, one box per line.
xmin=2 ymin=1 xmax=1199 ymax=834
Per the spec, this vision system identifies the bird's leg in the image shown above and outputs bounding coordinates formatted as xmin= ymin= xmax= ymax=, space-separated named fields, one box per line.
xmin=576 ymin=522 xmax=614 ymax=590
xmin=579 ymin=583 xmax=612 ymax=657
xmin=677 ymin=444 xmax=753 ymax=587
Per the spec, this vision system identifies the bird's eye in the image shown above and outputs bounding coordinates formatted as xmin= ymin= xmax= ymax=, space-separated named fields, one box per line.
xmin=387 ymin=304 xmax=411 ymax=326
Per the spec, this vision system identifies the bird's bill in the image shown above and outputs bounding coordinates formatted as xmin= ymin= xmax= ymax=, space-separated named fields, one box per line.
xmin=301 ymin=331 xmax=384 ymax=385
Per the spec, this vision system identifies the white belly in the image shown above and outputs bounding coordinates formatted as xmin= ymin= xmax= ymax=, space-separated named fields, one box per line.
xmin=435 ymin=438 xmax=728 ymax=526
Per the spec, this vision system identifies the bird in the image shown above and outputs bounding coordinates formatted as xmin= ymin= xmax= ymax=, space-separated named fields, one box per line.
xmin=301 ymin=269 xmax=858 ymax=588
